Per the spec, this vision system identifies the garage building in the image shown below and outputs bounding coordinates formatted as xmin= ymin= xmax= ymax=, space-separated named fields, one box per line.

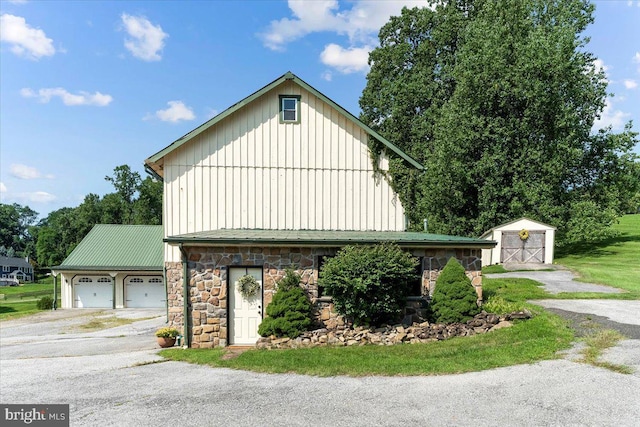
xmin=53 ymin=224 xmax=164 ymax=309
xmin=480 ymin=217 xmax=556 ymax=266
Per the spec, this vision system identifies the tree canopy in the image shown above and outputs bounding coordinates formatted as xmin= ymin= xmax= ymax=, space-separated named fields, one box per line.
xmin=1 ymin=164 xmax=162 ymax=269
xmin=360 ymin=0 xmax=639 ymax=245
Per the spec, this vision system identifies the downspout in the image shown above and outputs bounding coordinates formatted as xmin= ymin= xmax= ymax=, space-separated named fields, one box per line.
xmin=179 ymin=244 xmax=191 ymax=348
xmin=163 ymin=265 xmax=168 ymax=322
xmin=110 ymin=272 xmax=117 ymax=309
xmin=52 ymin=272 xmax=57 ymax=310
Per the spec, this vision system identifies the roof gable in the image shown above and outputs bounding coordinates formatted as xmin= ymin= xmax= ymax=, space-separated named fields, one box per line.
xmin=55 ymin=224 xmax=163 ymax=270
xmin=145 ymin=72 xmax=423 ymax=176
xmin=480 ymin=217 xmax=557 ymax=238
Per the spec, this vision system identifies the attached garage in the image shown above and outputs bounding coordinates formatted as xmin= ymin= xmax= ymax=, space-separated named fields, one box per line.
xmin=74 ymin=276 xmax=113 ymax=308
xmin=480 ymin=218 xmax=556 ymax=266
xmin=126 ymin=276 xmax=166 ymax=308
xmin=53 ymin=224 xmax=164 ymax=309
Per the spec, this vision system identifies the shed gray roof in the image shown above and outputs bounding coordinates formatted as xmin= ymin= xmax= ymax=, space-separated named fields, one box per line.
xmin=166 ymin=229 xmax=495 ymax=248
xmin=54 ymin=224 xmax=163 ymax=271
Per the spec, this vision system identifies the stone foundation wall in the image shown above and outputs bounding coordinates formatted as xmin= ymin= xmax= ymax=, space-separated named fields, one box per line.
xmin=165 ymin=246 xmax=482 ymax=348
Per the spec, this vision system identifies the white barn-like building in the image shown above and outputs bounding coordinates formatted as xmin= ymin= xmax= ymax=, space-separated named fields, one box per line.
xmin=145 ymin=72 xmax=494 ymax=348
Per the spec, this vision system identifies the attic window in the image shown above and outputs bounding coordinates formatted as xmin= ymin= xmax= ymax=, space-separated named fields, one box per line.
xmin=279 ymin=95 xmax=301 ymax=123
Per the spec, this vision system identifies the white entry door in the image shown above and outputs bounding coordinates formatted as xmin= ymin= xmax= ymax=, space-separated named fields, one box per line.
xmin=229 ymin=267 xmax=263 ymax=345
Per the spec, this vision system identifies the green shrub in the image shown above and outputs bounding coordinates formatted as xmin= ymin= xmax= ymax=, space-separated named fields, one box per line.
xmin=319 ymin=243 xmax=419 ymax=326
xmin=429 ymin=257 xmax=480 ymax=324
xmin=36 ymin=296 xmax=54 ymax=310
xmin=258 ymin=269 xmax=312 ymax=338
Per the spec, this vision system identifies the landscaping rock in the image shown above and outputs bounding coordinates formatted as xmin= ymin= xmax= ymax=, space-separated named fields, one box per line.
xmin=256 ymin=310 xmax=527 ymax=349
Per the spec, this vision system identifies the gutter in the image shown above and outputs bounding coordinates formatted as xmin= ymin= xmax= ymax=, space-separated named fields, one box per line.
xmin=144 ymin=164 xmax=164 ymax=182
xmin=165 ymin=237 xmax=497 ymax=249
xmin=178 ymin=244 xmax=191 ymax=348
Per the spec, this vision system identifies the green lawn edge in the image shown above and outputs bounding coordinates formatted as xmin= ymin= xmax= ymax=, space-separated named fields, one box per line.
xmin=555 ymin=214 xmax=640 ymax=296
xmin=160 ymin=304 xmax=573 ymax=377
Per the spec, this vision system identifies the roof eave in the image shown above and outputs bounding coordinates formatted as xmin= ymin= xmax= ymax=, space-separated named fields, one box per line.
xmin=52 ymin=266 xmax=163 ymax=272
xmin=165 ymin=236 xmax=496 ymax=249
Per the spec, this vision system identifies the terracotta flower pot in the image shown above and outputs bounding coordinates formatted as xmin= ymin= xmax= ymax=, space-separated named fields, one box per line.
xmin=157 ymin=337 xmax=177 ymax=348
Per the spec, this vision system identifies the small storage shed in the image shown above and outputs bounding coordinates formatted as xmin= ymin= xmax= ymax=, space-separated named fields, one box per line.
xmin=480 ymin=218 xmax=556 ymax=266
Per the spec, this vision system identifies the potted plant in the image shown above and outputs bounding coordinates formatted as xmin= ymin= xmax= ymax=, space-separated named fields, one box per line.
xmin=155 ymin=327 xmax=179 ymax=348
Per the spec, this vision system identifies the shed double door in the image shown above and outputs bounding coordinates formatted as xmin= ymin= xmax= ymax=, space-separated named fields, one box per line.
xmin=501 ymin=231 xmax=545 ymax=263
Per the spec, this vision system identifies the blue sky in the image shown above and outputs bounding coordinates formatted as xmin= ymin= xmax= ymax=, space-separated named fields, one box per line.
xmin=1 ymin=0 xmax=639 ymax=219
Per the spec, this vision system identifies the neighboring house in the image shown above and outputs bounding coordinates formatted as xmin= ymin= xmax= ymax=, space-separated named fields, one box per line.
xmin=0 ymin=256 xmax=33 ymax=282
xmin=52 ymin=225 xmax=165 ymax=309
xmin=480 ymin=217 xmax=556 ymax=266
xmin=145 ymin=71 xmax=495 ymax=348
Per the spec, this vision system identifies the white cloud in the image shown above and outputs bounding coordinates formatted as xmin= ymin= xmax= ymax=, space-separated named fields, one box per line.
xmin=634 ymin=52 xmax=640 ymax=72
xmin=0 ymin=14 xmax=55 ymax=59
xmin=321 ymin=70 xmax=333 ymax=81
xmin=0 ymin=182 xmax=6 ymax=193
xmin=121 ymin=13 xmax=168 ymax=61
xmin=149 ymin=101 xmax=195 ymax=123
xmin=260 ymin=1 xmax=343 ymax=51
xmin=21 ymin=87 xmax=113 ymax=106
xmin=593 ymin=98 xmax=631 ymax=132
xmin=14 ymin=191 xmax=56 ymax=203
xmin=623 ymin=79 xmax=638 ymax=89
xmin=260 ymin=0 xmax=430 ymax=51
xmin=593 ymin=58 xmax=609 ymax=74
xmin=10 ymin=164 xmax=54 ymax=180
xmin=320 ymin=44 xmax=371 ymax=73
xmin=260 ymin=0 xmax=430 ymax=75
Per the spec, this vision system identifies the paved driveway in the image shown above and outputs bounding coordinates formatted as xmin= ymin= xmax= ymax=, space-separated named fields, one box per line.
xmin=2 ymin=306 xmax=639 ymax=426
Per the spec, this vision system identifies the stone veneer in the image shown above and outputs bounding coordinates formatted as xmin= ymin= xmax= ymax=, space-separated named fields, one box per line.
xmin=165 ymin=246 xmax=483 ymax=348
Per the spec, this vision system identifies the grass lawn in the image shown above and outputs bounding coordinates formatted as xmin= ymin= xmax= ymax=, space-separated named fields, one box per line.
xmin=160 ymin=307 xmax=573 ymax=376
xmin=0 ymin=282 xmax=60 ymax=321
xmin=555 ymin=214 xmax=640 ymax=295
xmin=161 ymin=272 xmax=576 ymax=377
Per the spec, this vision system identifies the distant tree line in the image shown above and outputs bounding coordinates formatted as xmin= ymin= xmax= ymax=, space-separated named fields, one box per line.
xmin=0 ymin=165 xmax=162 ymax=269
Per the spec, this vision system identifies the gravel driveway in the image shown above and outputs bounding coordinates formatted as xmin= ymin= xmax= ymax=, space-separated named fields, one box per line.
xmin=2 ymin=285 xmax=640 ymax=426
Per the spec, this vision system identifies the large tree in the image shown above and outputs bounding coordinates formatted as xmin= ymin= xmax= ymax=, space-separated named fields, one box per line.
xmin=104 ymin=165 xmax=142 ymax=224
xmin=0 ymin=203 xmax=38 ymax=258
xmin=360 ymin=0 xmax=638 ymax=245
xmin=134 ymin=176 xmax=162 ymax=225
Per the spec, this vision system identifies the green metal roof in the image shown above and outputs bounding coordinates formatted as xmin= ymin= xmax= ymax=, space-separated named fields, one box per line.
xmin=145 ymin=71 xmax=424 ymax=174
xmin=55 ymin=224 xmax=163 ymax=271
xmin=166 ymin=229 xmax=495 ymax=248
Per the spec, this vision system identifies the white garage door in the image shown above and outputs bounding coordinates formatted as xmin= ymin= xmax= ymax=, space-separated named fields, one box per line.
xmin=126 ymin=276 xmax=165 ymax=308
xmin=74 ymin=277 xmax=113 ymax=308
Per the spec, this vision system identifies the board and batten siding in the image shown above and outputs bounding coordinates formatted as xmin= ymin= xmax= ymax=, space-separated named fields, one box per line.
xmin=163 ymin=82 xmax=405 ymax=262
